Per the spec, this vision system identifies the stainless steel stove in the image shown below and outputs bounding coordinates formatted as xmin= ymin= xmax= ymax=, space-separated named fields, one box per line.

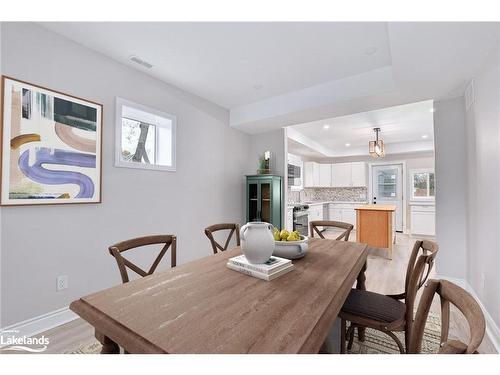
xmin=292 ymin=204 xmax=309 ymax=236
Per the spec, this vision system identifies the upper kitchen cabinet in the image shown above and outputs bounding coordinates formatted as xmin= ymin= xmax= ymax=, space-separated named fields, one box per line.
xmin=331 ymin=163 xmax=351 ymax=187
xmin=332 ymin=162 xmax=367 ymax=187
xmin=304 ymin=161 xmax=367 ymax=188
xmin=318 ymin=164 xmax=332 ymax=187
xmin=304 ymin=162 xmax=320 ymax=187
xmin=350 ymin=162 xmax=367 ymax=187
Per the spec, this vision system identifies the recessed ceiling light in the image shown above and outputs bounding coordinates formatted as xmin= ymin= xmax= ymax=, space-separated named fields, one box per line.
xmin=429 ymin=108 xmax=436 ymax=113
xmin=345 ymin=143 xmax=351 ymax=147
xmin=364 ymin=46 xmax=378 ymax=55
xmin=323 ymin=124 xmax=330 ymax=130
xmin=422 ymin=134 xmax=429 ymax=139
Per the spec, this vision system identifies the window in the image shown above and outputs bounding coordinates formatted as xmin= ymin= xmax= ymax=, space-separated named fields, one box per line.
xmin=410 ymin=169 xmax=435 ymax=200
xmin=115 ymin=98 xmax=176 ymax=171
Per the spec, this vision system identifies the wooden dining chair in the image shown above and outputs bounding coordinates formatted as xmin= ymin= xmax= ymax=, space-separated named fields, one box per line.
xmin=204 ymin=223 xmax=240 ymax=254
xmin=408 ymin=279 xmax=485 ymax=354
xmin=108 ymin=235 xmax=177 ymax=284
xmin=339 ymin=239 xmax=438 ymax=353
xmin=309 ymin=220 xmax=354 ymax=241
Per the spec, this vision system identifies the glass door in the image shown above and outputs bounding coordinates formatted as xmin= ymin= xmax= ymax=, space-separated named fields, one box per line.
xmin=372 ymin=164 xmax=403 ymax=232
xmin=248 ymin=181 xmax=259 ymax=222
xmin=260 ymin=181 xmax=271 ymax=223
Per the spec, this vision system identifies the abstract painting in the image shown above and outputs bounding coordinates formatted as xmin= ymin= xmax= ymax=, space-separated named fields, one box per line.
xmin=1 ymin=76 xmax=102 ymax=205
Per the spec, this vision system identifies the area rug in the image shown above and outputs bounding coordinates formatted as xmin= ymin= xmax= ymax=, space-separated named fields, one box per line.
xmin=68 ymin=312 xmax=442 ymax=354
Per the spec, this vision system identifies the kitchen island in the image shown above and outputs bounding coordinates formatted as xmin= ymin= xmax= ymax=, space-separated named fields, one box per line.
xmin=355 ymin=205 xmax=396 ymax=259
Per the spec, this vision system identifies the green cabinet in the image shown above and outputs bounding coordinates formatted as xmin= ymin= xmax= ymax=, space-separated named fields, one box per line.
xmin=246 ymin=175 xmax=282 ymax=229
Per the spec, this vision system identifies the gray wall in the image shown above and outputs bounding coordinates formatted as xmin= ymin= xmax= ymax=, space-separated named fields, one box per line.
xmin=0 ymin=22 xmax=251 ymax=327
xmin=433 ymin=96 xmax=467 ymax=280
xmin=464 ymin=43 xmax=500 ymax=327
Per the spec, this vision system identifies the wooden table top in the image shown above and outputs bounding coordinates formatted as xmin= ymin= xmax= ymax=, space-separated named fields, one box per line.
xmin=355 ymin=204 xmax=396 ymax=211
xmin=70 ymin=238 xmax=367 ymax=354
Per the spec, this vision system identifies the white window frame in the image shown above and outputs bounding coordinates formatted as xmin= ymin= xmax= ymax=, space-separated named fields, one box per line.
xmin=115 ymin=97 xmax=176 ymax=172
xmin=410 ymin=168 xmax=435 ymax=201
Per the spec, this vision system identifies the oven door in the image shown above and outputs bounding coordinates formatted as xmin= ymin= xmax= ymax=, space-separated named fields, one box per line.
xmin=293 ymin=211 xmax=309 ymax=236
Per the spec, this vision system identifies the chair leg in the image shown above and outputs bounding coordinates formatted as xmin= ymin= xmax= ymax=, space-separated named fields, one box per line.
xmin=346 ymin=324 xmax=356 ymax=350
xmin=340 ymin=318 xmax=346 ymax=354
xmin=384 ymin=331 xmax=405 ymax=354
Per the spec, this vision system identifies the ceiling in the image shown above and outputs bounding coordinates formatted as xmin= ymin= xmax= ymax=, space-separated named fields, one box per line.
xmin=39 ymin=22 xmax=500 ymax=134
xmin=39 ymin=22 xmax=391 ymax=109
xmin=288 ymin=100 xmax=435 ymax=158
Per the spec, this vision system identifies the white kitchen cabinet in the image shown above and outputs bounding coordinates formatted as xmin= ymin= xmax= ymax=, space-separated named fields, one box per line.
xmin=331 ymin=162 xmax=367 ymax=187
xmin=304 ymin=162 xmax=320 ymax=187
xmin=308 ymin=204 xmax=324 ymax=221
xmin=286 ymin=207 xmax=294 ymax=231
xmin=351 ymin=162 xmax=367 ymax=186
xmin=328 ymin=207 xmax=342 ymax=221
xmin=410 ymin=204 xmax=435 ymax=236
xmin=331 ymin=163 xmax=351 ymax=187
xmin=318 ymin=164 xmax=332 ymax=187
xmin=341 ymin=208 xmax=356 ymax=227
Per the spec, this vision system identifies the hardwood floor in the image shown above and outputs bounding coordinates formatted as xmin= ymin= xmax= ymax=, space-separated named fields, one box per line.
xmin=8 ymin=232 xmax=497 ymax=354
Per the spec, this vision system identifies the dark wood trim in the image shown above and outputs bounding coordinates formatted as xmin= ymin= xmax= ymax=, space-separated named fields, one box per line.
xmin=0 ymin=75 xmax=103 ymax=206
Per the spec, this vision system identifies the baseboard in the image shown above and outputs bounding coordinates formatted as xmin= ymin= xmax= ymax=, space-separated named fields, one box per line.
xmin=0 ymin=306 xmax=77 ymax=346
xmin=435 ymin=274 xmax=499 ymax=353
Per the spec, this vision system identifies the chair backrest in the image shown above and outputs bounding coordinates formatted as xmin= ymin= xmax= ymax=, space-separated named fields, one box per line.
xmin=108 ymin=235 xmax=176 ymax=283
xmin=204 ymin=223 xmax=240 ymax=254
xmin=309 ymin=220 xmax=354 ymax=241
xmin=403 ymin=240 xmax=439 ymax=322
xmin=409 ymin=279 xmax=485 ymax=354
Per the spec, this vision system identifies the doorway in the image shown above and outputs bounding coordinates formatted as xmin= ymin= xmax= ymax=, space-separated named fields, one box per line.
xmin=370 ymin=163 xmax=404 ymax=232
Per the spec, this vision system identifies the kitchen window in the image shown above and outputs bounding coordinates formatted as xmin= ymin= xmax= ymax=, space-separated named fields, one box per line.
xmin=410 ymin=169 xmax=435 ymax=200
xmin=115 ymin=97 xmax=176 ymax=171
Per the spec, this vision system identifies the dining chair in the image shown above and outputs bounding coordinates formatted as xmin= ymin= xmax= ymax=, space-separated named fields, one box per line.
xmin=108 ymin=235 xmax=177 ymax=284
xmin=309 ymin=220 xmax=354 ymax=241
xmin=339 ymin=239 xmax=438 ymax=353
xmin=408 ymin=279 xmax=485 ymax=354
xmin=204 ymin=223 xmax=240 ymax=254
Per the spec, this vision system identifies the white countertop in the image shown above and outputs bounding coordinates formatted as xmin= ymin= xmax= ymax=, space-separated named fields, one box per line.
xmin=288 ymin=201 xmax=368 ymax=207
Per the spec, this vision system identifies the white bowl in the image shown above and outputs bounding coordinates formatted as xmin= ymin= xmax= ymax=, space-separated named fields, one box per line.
xmin=273 ymin=236 xmax=309 ymax=260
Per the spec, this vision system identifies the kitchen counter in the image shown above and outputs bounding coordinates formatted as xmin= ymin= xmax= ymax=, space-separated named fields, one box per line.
xmin=289 ymin=201 xmax=368 ymax=206
xmin=355 ymin=204 xmax=396 ymax=211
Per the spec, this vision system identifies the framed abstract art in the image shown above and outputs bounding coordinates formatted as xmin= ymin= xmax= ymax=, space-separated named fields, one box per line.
xmin=1 ymin=76 xmax=102 ymax=205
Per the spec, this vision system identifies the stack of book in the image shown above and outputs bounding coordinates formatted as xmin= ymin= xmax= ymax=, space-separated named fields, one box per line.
xmin=226 ymin=255 xmax=294 ymax=281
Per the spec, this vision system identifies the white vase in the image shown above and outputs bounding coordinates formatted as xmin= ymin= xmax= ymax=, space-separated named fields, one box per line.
xmin=240 ymin=222 xmax=275 ymax=264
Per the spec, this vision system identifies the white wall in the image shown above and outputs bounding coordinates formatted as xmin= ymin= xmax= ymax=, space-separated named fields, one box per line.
xmin=464 ymin=43 xmax=500 ymax=329
xmin=433 ymin=96 xmax=468 ymax=280
xmin=0 ymin=23 xmax=250 ymax=327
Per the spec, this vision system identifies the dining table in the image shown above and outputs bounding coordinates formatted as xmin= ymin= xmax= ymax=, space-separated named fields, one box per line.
xmin=70 ymin=237 xmax=368 ymax=354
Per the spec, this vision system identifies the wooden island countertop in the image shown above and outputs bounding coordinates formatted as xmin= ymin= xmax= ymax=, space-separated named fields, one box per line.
xmin=355 ymin=204 xmax=396 ymax=212
xmin=355 ymin=204 xmax=396 ymax=259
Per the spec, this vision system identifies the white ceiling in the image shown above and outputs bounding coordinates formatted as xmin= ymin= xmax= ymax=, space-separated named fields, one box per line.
xmin=39 ymin=22 xmax=391 ymax=109
xmin=288 ymin=100 xmax=435 ymax=158
xmin=39 ymin=22 xmax=500 ymax=134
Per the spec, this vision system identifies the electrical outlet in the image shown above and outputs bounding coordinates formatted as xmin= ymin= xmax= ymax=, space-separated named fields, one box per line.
xmin=56 ymin=275 xmax=68 ymax=291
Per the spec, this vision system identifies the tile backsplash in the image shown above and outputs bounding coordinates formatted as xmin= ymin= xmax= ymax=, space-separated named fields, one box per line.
xmin=288 ymin=187 xmax=367 ymax=203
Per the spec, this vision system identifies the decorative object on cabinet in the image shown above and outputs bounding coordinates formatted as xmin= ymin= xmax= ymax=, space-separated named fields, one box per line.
xmin=257 ymin=150 xmax=272 ymax=174
xmin=1 ymin=76 xmax=102 ymax=205
xmin=246 ymin=174 xmax=282 ymax=229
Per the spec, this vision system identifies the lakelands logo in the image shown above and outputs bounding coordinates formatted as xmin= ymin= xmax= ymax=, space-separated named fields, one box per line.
xmin=0 ymin=329 xmax=50 ymax=353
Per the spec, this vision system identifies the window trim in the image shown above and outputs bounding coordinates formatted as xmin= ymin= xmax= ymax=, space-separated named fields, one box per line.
xmin=409 ymin=168 xmax=435 ymax=201
xmin=115 ymin=97 xmax=176 ymax=172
